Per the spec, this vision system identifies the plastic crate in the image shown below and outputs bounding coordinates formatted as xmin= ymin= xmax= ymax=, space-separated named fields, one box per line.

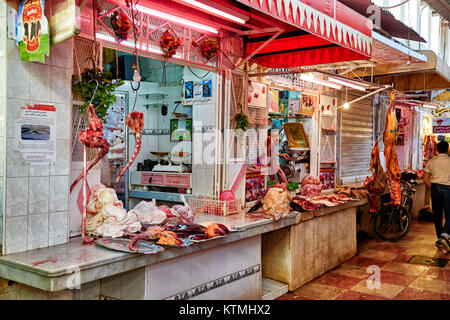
xmin=188 ymin=197 xmax=242 ymax=216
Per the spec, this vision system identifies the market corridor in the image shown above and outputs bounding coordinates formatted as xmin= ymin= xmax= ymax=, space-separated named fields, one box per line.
xmin=277 ymin=221 xmax=450 ymax=300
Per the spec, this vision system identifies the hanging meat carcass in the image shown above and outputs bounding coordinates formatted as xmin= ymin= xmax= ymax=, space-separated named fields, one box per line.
xmin=383 ymin=91 xmax=401 ymax=205
xmin=115 ymin=112 xmax=144 ymax=182
xmin=71 ymin=105 xmax=110 ymax=244
xmin=363 ymin=141 xmax=387 ymax=213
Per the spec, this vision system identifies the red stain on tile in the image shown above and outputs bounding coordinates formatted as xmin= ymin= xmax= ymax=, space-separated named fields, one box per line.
xmin=394 ymin=287 xmax=450 ymax=300
xmin=346 ymin=256 xmax=389 ymax=268
xmin=380 ymin=270 xmax=417 ymax=286
xmin=31 ymin=259 xmax=57 ymax=266
xmin=312 ymin=273 xmax=362 ymax=290
xmin=335 ymin=290 xmax=389 ymax=300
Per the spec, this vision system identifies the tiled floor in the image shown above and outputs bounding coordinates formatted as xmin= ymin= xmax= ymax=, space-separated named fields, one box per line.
xmin=277 ymin=221 xmax=450 ymax=300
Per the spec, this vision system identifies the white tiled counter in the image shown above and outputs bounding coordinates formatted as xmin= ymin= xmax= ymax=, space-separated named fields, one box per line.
xmin=0 ymin=199 xmax=367 ymax=299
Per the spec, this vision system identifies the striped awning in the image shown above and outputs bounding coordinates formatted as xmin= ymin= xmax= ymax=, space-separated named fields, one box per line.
xmin=236 ymin=0 xmax=373 ymax=67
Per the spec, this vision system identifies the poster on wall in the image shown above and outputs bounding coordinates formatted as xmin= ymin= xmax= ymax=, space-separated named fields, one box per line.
xmin=248 ymin=82 xmax=267 ymax=108
xmin=170 ymin=118 xmax=192 ymax=141
xmin=15 ymin=104 xmax=56 ymax=164
xmin=320 ymin=168 xmax=335 ymax=190
xmin=300 ymin=93 xmax=318 ymax=116
xmin=268 ymin=89 xmax=280 ymax=113
xmin=319 ymin=95 xmax=336 ymax=116
xmin=183 ymin=80 xmax=213 ymax=104
xmin=16 ymin=0 xmax=50 ymax=63
xmin=432 ymin=118 xmax=450 ymax=133
xmin=288 ymin=98 xmax=301 ymax=116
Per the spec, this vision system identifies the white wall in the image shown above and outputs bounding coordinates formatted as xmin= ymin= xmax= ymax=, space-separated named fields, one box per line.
xmin=1 ymin=4 xmax=73 ymax=254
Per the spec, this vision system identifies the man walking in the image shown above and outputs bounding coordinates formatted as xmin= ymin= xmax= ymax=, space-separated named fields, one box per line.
xmin=423 ymin=140 xmax=450 ymax=252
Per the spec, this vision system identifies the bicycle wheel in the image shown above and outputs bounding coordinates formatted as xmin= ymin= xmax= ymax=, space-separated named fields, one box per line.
xmin=374 ymin=204 xmax=411 ymax=242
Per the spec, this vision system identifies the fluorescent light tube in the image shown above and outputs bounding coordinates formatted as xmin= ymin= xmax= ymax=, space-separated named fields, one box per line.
xmin=328 ymin=77 xmax=366 ymax=91
xmin=135 ymin=4 xmax=218 ymax=34
xmin=180 ymin=0 xmax=246 ymax=24
xmin=300 ymin=73 xmax=342 ymax=90
xmin=96 ymin=33 xmax=182 ymax=59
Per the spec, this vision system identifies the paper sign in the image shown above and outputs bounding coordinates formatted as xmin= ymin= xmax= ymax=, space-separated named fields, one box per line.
xmin=248 ymin=82 xmax=267 ymax=108
xmin=268 ymin=89 xmax=279 ymax=113
xmin=15 ymin=104 xmax=56 ymax=164
xmin=432 ymin=118 xmax=450 ymax=133
xmin=16 ymin=0 xmax=50 ymax=63
xmin=319 ymin=95 xmax=336 ymax=116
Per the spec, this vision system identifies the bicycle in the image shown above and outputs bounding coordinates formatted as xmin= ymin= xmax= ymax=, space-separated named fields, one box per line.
xmin=373 ymin=180 xmax=416 ymax=242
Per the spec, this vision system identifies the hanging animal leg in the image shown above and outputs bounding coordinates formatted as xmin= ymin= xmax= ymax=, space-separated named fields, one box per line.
xmin=70 ymin=146 xmax=109 ymax=193
xmin=82 ymin=145 xmax=94 ymax=244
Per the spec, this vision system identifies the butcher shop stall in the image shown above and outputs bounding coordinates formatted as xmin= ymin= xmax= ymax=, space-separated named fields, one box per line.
xmin=0 ymin=0 xmax=381 ymax=300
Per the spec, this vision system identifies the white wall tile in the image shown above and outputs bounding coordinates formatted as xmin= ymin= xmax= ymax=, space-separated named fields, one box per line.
xmin=27 ymin=213 xmax=49 ymax=250
xmin=208 ymin=286 xmax=227 ymax=300
xmin=49 ymin=140 xmax=70 ymax=175
xmin=29 ymin=164 xmax=50 ymax=177
xmin=6 ymin=98 xmax=26 ymax=138
xmin=54 ymin=103 xmax=72 ymax=140
xmin=29 ymin=62 xmax=51 ymax=103
xmin=48 ymin=211 xmax=68 ymax=246
xmin=241 ymin=235 xmax=261 ymax=267
xmin=169 ymin=256 xmax=191 ymax=296
xmin=28 ymin=176 xmax=49 ymax=214
xmin=7 ymin=58 xmax=29 ymax=100
xmin=190 ymin=251 xmax=211 ymax=288
xmin=0 ymin=178 xmax=3 ymax=217
xmin=5 ymin=216 xmax=27 ymax=254
xmin=50 ymin=66 xmax=71 ymax=104
xmin=226 ymin=244 xmax=243 ymax=275
xmin=145 ymin=262 xmax=171 ymax=300
xmin=0 ymin=137 xmax=4 ymax=174
xmin=49 ymin=175 xmax=68 ymax=212
xmin=6 ymin=138 xmax=28 ymax=177
xmin=5 ymin=177 xmax=28 ymax=217
xmin=6 ymin=39 xmax=21 ymax=61
xmin=209 ymin=246 xmax=228 ymax=281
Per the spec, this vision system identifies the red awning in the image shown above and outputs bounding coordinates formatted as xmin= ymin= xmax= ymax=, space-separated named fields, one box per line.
xmin=235 ymin=0 xmax=373 ymax=67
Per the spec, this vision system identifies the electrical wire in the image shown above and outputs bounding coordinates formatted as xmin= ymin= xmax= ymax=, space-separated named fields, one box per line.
xmin=188 ymin=66 xmax=210 ymax=79
xmin=377 ymin=0 xmax=410 ymax=10
xmin=129 ymin=0 xmax=141 ymax=92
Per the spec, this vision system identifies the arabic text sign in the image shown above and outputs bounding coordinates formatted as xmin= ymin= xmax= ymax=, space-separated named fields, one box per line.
xmin=432 ymin=118 xmax=450 ymax=134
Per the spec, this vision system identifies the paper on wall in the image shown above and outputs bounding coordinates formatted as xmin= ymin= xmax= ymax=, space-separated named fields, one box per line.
xmin=14 ymin=104 xmax=56 ymax=164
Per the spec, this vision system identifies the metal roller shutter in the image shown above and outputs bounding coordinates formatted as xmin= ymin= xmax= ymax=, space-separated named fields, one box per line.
xmin=338 ymin=91 xmax=375 ymax=186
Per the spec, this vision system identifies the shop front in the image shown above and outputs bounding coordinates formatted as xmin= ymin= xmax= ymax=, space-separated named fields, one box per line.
xmin=0 ymin=0 xmax=379 ymax=300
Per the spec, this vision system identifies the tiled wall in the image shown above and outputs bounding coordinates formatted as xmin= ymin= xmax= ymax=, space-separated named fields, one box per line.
xmin=262 ymin=208 xmax=357 ymax=291
xmin=0 ymin=1 xmax=7 ymax=251
xmin=1 ymin=5 xmax=73 ymax=254
xmin=100 ymin=235 xmax=262 ymax=300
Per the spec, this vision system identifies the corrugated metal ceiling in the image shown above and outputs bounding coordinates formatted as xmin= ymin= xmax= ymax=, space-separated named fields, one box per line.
xmin=423 ymin=0 xmax=450 ymax=22
xmin=339 ymin=0 xmax=426 ymax=42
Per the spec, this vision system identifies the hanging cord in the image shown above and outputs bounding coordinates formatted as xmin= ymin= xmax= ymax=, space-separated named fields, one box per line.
xmin=129 ymin=0 xmax=141 ymax=92
xmin=188 ymin=66 xmax=210 ymax=79
xmin=163 ymin=61 xmax=167 ymax=104
xmin=378 ymin=0 xmax=409 ymax=9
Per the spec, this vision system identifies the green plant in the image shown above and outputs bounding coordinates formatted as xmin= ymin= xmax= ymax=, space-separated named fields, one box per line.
xmin=72 ymin=67 xmax=124 ymax=123
xmin=234 ymin=103 xmax=248 ymax=131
